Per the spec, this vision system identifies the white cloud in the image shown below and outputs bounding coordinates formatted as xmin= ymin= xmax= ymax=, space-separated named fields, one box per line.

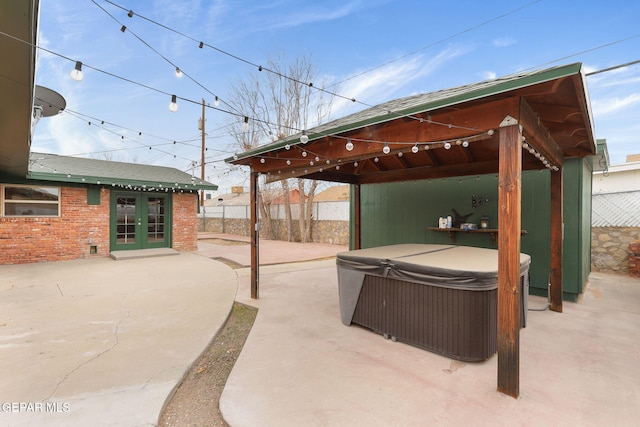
xmin=480 ymin=70 xmax=497 ymax=80
xmin=327 ymin=47 xmax=466 ymax=119
xmin=492 ymin=37 xmax=516 ymax=48
xmin=591 ymin=93 xmax=640 ymax=116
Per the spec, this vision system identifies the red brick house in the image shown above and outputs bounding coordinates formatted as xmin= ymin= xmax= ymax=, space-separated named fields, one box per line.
xmin=0 ymin=153 xmax=217 ymax=265
xmin=0 ymin=2 xmax=217 ymax=264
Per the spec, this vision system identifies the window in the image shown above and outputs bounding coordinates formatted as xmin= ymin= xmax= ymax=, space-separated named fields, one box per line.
xmin=2 ymin=185 xmax=60 ymax=217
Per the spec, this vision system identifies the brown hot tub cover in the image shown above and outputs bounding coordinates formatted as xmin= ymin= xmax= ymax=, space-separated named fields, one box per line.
xmin=337 ymin=244 xmax=531 ymax=361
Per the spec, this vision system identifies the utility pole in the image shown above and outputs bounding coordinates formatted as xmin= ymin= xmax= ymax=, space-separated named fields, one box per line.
xmin=200 ymin=98 xmax=205 ymax=206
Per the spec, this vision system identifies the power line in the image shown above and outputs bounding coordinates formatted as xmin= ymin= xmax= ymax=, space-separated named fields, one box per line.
xmin=586 ymin=59 xmax=640 ymax=76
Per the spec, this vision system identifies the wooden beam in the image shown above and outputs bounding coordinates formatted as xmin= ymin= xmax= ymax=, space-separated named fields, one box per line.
xmin=353 ymin=183 xmax=361 ymax=250
xmin=550 ymin=168 xmax=563 ymax=312
xmin=358 ymin=160 xmax=500 ymax=184
xmin=497 ymin=117 xmax=522 ymax=399
xmin=519 ymin=98 xmax=563 ymax=168
xmin=250 ymin=171 xmax=259 ymax=299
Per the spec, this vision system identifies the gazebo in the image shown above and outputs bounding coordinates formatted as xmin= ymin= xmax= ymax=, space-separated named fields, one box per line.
xmin=227 ymin=62 xmax=596 ymax=397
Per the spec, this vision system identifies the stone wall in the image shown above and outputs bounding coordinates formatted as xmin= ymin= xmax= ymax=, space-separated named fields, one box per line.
xmin=629 ymin=241 xmax=640 ymax=278
xmin=198 ymin=217 xmax=349 ymax=245
xmin=591 ymin=227 xmax=640 ymax=275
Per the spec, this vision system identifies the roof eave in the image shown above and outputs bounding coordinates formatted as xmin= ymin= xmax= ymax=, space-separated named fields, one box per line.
xmin=26 ymin=171 xmax=218 ymax=191
xmin=227 ymin=62 xmax=586 ymax=164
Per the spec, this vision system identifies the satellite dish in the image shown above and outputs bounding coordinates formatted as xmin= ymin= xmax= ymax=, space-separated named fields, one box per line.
xmin=34 ymin=85 xmax=66 ymax=117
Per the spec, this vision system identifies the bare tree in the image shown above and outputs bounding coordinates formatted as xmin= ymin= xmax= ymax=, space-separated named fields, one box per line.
xmin=227 ymin=53 xmax=333 ymax=242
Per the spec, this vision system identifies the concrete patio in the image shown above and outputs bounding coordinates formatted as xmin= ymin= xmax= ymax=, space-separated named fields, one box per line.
xmin=218 ymin=240 xmax=640 ymax=426
xmin=1 ymin=233 xmax=638 ymax=426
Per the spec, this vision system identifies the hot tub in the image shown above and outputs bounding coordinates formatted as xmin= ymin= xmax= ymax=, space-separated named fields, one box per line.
xmin=336 ymin=244 xmax=530 ymax=361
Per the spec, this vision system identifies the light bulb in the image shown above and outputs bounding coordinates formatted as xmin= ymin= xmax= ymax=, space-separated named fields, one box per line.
xmin=382 ymin=144 xmax=390 ymax=154
xmin=300 ymin=131 xmax=309 ymax=144
xmin=169 ymin=95 xmax=178 ymax=112
xmin=345 ymin=139 xmax=354 ymax=151
xmin=286 ymin=160 xmax=291 ymax=165
xmin=175 ymin=67 xmax=183 ymax=78
xmin=70 ymin=61 xmax=84 ymax=81
xmin=242 ymin=117 xmax=249 ymax=132
xmin=462 ymin=140 xmax=469 ymax=148
xmin=411 ymin=144 xmax=419 ymax=154
xmin=285 ymin=144 xmax=291 ymax=150
xmin=214 ymin=96 xmax=220 ymax=107
xmin=301 ymin=151 xmax=307 ymax=157
xmin=260 ymin=158 xmax=265 ymax=163
xmin=444 ymin=142 xmax=452 ymax=150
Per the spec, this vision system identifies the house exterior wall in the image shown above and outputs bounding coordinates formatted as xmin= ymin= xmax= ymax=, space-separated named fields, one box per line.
xmin=171 ymin=192 xmax=198 ymax=251
xmin=0 ymin=183 xmax=200 ymax=264
xmin=0 ymin=186 xmax=110 ymax=264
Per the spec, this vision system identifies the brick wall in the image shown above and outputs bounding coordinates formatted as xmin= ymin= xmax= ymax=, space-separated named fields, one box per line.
xmin=172 ymin=193 xmax=198 ymax=251
xmin=1 ymin=186 xmax=200 ymax=264
xmin=0 ymin=187 xmax=110 ymax=264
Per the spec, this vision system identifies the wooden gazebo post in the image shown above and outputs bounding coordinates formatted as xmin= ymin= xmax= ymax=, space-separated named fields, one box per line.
xmin=497 ymin=116 xmax=522 ymax=398
xmin=250 ymin=170 xmax=259 ymax=299
xmin=550 ymin=169 xmax=563 ymax=312
xmin=353 ymin=184 xmax=362 ymax=250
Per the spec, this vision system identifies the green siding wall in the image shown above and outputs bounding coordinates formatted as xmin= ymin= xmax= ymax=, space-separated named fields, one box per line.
xmin=352 ymin=161 xmax=592 ymax=300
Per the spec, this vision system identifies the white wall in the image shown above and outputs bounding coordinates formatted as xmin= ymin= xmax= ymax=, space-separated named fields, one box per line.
xmin=593 ymin=162 xmax=640 ymax=194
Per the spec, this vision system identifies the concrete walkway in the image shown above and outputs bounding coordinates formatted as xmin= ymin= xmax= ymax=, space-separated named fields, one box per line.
xmin=0 ymin=253 xmax=237 ymax=427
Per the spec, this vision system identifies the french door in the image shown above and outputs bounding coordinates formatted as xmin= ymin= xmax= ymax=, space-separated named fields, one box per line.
xmin=110 ymin=192 xmax=171 ymax=250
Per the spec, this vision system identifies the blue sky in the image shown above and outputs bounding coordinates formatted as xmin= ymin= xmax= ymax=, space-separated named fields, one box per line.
xmin=33 ymin=0 xmax=640 ymax=192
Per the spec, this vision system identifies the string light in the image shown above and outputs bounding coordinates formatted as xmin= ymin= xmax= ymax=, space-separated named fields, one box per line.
xmin=345 ymin=139 xmax=354 ymax=151
xmin=382 ymin=143 xmax=391 ymax=154
xmin=70 ymin=61 xmax=84 ymax=81
xmin=300 ymin=130 xmax=309 ymax=144
xmin=168 ymin=95 xmax=178 ymax=112
xmin=242 ymin=116 xmax=249 ymax=132
xmin=444 ymin=142 xmax=452 ymax=149
xmin=411 ymin=144 xmax=419 ymax=154
xmin=175 ymin=67 xmax=183 ymax=78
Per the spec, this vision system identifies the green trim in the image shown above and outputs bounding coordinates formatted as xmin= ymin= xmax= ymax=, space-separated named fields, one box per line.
xmin=226 ymin=63 xmax=584 ymax=163
xmin=27 ymin=171 xmax=217 ymax=191
xmin=87 ymin=186 xmax=101 ymax=205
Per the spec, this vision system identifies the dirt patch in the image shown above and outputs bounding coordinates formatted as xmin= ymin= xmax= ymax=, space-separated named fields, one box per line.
xmin=158 ymin=302 xmax=258 ymax=426
xmin=200 ymin=238 xmax=249 ymax=246
xmin=212 ymin=257 xmax=246 ymax=269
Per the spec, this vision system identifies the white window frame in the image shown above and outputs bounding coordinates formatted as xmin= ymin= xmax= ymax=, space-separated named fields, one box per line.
xmin=1 ymin=184 xmax=61 ymax=217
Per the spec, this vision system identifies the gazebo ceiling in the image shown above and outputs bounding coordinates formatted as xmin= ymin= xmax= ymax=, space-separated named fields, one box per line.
xmin=228 ymin=63 xmax=596 ymax=184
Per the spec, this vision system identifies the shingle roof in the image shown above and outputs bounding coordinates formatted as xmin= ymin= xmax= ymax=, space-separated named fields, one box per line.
xmin=228 ymin=62 xmax=587 ymax=162
xmin=592 ymin=191 xmax=640 ymax=227
xmin=27 ymin=152 xmax=218 ymax=191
